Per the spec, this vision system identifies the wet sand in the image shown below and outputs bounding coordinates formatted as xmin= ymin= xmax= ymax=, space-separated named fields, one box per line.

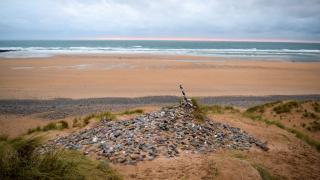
xmin=0 ymin=54 xmax=320 ymax=99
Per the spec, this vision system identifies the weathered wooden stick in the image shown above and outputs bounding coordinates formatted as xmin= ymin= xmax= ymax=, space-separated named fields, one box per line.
xmin=179 ymin=84 xmax=188 ymax=103
xmin=179 ymin=84 xmax=193 ymax=108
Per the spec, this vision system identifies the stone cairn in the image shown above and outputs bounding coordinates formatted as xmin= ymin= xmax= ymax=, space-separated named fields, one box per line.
xmin=40 ymin=85 xmax=269 ymax=165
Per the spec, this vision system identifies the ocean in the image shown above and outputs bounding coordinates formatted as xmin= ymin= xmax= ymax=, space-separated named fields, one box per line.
xmin=0 ymin=40 xmax=320 ymax=61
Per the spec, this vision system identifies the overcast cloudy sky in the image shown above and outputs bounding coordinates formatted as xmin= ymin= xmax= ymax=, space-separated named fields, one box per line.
xmin=0 ymin=0 xmax=320 ymax=41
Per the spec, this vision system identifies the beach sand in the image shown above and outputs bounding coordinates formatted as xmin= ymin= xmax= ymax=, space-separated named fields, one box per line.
xmin=0 ymin=54 xmax=319 ymax=99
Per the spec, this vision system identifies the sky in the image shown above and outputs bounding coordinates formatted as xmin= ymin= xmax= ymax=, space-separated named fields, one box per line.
xmin=0 ymin=0 xmax=320 ymax=42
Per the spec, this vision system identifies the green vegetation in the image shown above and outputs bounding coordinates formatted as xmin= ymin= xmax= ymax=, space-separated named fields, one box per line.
xmin=273 ymin=101 xmax=300 ymax=114
xmin=72 ymin=109 xmax=143 ymax=128
xmin=245 ymin=103 xmax=320 ymax=152
xmin=254 ymin=164 xmax=275 ymax=180
xmin=27 ymin=120 xmax=69 ymax=134
xmin=43 ymin=120 xmax=69 ymax=131
xmin=201 ymin=104 xmax=240 ymax=114
xmin=73 ymin=111 xmax=117 ymax=128
xmin=0 ymin=136 xmax=122 ymax=180
xmin=243 ymin=112 xmax=285 ymax=129
xmin=200 ymin=105 xmax=224 ymax=114
xmin=246 ymin=101 xmax=281 ymax=114
xmin=313 ymin=102 xmax=320 ymax=113
xmin=246 ymin=100 xmax=307 ymax=115
xmin=83 ymin=114 xmax=96 ymax=125
xmin=246 ymin=104 xmax=266 ymax=114
xmin=27 ymin=126 xmax=41 ymax=134
xmin=286 ymin=127 xmax=320 ymax=151
xmin=72 ymin=117 xmax=82 ymax=128
xmin=230 ymin=151 xmax=247 ymax=160
xmin=302 ymin=111 xmax=319 ymax=120
xmin=189 ymin=98 xmax=241 ymax=122
xmin=191 ymin=98 xmax=206 ymax=122
xmin=97 ymin=111 xmax=117 ymax=121
xmin=307 ymin=120 xmax=320 ymax=132
xmin=118 ymin=109 xmax=144 ymax=115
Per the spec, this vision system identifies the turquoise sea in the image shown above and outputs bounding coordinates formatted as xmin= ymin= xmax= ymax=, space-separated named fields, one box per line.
xmin=0 ymin=40 xmax=320 ymax=61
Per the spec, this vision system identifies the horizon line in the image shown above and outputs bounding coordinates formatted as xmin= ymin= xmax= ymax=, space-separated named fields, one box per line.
xmin=1 ymin=37 xmax=320 ymax=43
xmin=93 ymin=37 xmax=320 ymax=43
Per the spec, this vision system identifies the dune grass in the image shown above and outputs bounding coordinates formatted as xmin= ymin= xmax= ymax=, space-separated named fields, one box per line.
xmin=73 ymin=109 xmax=144 ymax=128
xmin=313 ymin=102 xmax=320 ymax=113
xmin=189 ymin=98 xmax=240 ymax=123
xmin=246 ymin=101 xmax=282 ymax=114
xmin=73 ymin=111 xmax=117 ymax=128
xmin=190 ymin=98 xmax=240 ymax=115
xmin=0 ymin=135 xmax=122 ymax=180
xmin=244 ymin=104 xmax=320 ymax=152
xmin=302 ymin=111 xmax=319 ymax=120
xmin=253 ymin=164 xmax=275 ymax=180
xmin=117 ymin=109 xmax=144 ymax=115
xmin=27 ymin=120 xmax=69 ymax=134
xmin=272 ymin=101 xmax=300 ymax=114
xmin=190 ymin=98 xmax=207 ymax=122
xmin=201 ymin=104 xmax=240 ymax=114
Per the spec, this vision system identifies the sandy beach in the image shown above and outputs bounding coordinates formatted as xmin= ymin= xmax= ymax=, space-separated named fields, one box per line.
xmin=0 ymin=54 xmax=320 ymax=99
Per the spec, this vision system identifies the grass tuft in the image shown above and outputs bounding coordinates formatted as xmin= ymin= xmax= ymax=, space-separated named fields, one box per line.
xmin=313 ymin=102 xmax=320 ymax=113
xmin=246 ymin=101 xmax=282 ymax=114
xmin=201 ymin=105 xmax=224 ymax=114
xmin=27 ymin=121 xmax=69 ymax=134
xmin=254 ymin=164 xmax=274 ymax=180
xmin=308 ymin=120 xmax=320 ymax=132
xmin=244 ymin=108 xmax=320 ymax=152
xmin=302 ymin=111 xmax=319 ymax=120
xmin=286 ymin=128 xmax=320 ymax=151
xmin=273 ymin=101 xmax=300 ymax=114
xmin=191 ymin=98 xmax=206 ymax=123
xmin=83 ymin=114 xmax=96 ymax=125
xmin=72 ymin=111 xmax=117 ymax=128
xmin=98 ymin=111 xmax=116 ymax=121
xmin=0 ymin=136 xmax=122 ymax=180
xmin=27 ymin=126 xmax=41 ymax=134
xmin=201 ymin=105 xmax=240 ymax=114
xmin=72 ymin=118 xmax=82 ymax=128
xmin=118 ymin=109 xmax=144 ymax=115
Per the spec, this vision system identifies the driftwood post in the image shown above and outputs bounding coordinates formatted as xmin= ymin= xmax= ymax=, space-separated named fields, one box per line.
xmin=179 ymin=85 xmax=193 ymax=108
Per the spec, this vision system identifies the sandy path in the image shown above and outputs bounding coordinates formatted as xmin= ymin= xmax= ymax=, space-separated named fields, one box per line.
xmin=0 ymin=54 xmax=319 ymax=99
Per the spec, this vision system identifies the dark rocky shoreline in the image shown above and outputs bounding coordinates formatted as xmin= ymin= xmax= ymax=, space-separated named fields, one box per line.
xmin=1 ymin=95 xmax=320 ymax=120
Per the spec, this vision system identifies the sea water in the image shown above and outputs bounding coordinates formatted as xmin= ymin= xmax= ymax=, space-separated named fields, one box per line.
xmin=0 ymin=40 xmax=320 ymax=61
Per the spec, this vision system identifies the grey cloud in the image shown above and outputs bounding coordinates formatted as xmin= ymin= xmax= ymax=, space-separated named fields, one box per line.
xmin=0 ymin=0 xmax=319 ymax=40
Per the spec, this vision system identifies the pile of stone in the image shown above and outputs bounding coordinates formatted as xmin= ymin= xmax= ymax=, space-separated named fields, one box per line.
xmin=40 ymin=103 xmax=268 ymax=165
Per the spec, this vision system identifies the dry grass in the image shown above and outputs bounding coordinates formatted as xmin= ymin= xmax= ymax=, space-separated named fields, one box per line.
xmin=245 ymin=102 xmax=320 ymax=152
xmin=27 ymin=120 xmax=69 ymax=134
xmin=272 ymin=101 xmax=300 ymax=114
xmin=117 ymin=109 xmax=144 ymax=115
xmin=0 ymin=135 xmax=122 ymax=180
xmin=253 ymin=164 xmax=275 ymax=180
xmin=73 ymin=111 xmax=116 ymax=128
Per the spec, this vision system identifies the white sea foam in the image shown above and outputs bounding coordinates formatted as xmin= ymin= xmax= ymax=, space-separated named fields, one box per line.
xmin=1 ymin=46 xmax=320 ymax=60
